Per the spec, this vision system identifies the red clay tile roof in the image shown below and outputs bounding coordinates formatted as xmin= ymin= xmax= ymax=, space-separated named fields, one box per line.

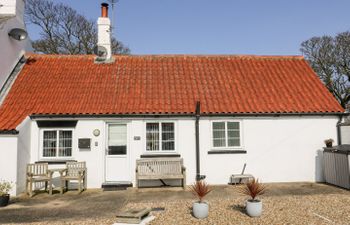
xmin=0 ymin=54 xmax=344 ymax=131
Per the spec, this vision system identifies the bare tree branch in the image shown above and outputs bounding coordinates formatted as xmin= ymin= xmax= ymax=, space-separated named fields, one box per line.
xmin=25 ymin=0 xmax=130 ymax=55
xmin=301 ymin=32 xmax=350 ymax=108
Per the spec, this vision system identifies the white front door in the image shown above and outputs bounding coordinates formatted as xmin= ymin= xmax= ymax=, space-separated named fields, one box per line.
xmin=105 ymin=123 xmax=130 ymax=182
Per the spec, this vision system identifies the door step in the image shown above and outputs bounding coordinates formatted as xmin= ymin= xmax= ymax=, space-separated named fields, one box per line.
xmin=102 ymin=181 xmax=133 ymax=191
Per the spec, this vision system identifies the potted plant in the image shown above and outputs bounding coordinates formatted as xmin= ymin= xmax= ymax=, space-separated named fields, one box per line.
xmin=189 ymin=180 xmax=211 ymax=219
xmin=0 ymin=180 xmax=12 ymax=207
xmin=324 ymin=138 xmax=334 ymax=148
xmin=239 ymin=178 xmax=266 ymax=217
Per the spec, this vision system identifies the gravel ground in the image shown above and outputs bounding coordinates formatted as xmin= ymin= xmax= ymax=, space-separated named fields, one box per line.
xmin=0 ymin=183 xmax=349 ymax=225
xmin=126 ymin=194 xmax=350 ymax=225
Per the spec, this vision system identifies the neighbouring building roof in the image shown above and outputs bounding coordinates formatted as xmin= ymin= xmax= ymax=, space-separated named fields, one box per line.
xmin=0 ymin=54 xmax=344 ymax=132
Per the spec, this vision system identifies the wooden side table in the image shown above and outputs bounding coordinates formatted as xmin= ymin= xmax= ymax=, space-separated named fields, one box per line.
xmin=48 ymin=168 xmax=66 ymax=194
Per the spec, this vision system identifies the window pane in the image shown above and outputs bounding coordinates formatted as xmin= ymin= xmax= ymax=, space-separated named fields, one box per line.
xmin=227 ymin=130 xmax=240 ymax=138
xmin=213 ymin=122 xmax=226 ymax=147
xmin=213 ymin=130 xmax=226 ymax=139
xmin=43 ymin=131 xmax=57 ymax=157
xmin=227 ymin=122 xmax=240 ymax=147
xmin=162 ymin=123 xmax=175 ymax=151
xmin=228 ymin=138 xmax=240 ymax=147
xmin=59 ymin=130 xmax=72 ymax=157
xmin=146 ymin=123 xmax=159 ymax=151
xmin=214 ymin=139 xmax=226 ymax=147
xmin=213 ymin=122 xmax=225 ymax=130
xmin=108 ymin=124 xmax=127 ymax=155
xmin=227 ymin=122 xmax=239 ymax=130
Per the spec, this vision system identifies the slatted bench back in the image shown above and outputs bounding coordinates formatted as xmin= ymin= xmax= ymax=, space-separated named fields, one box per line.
xmin=27 ymin=163 xmax=48 ymax=176
xmin=136 ymin=158 xmax=183 ymax=176
xmin=67 ymin=161 xmax=86 ymax=177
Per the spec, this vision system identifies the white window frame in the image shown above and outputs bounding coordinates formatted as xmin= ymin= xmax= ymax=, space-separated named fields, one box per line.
xmin=40 ymin=128 xmax=74 ymax=160
xmin=144 ymin=121 xmax=177 ymax=153
xmin=211 ymin=120 xmax=244 ymax=150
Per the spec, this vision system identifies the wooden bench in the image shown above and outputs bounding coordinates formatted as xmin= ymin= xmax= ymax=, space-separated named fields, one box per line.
xmin=135 ymin=158 xmax=186 ymax=189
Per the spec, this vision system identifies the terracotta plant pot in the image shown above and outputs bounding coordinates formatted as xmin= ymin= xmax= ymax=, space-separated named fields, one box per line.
xmin=0 ymin=194 xmax=10 ymax=207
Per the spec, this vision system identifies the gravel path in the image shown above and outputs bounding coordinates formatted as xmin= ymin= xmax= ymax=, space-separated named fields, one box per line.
xmin=126 ymin=194 xmax=350 ymax=225
xmin=0 ymin=183 xmax=349 ymax=225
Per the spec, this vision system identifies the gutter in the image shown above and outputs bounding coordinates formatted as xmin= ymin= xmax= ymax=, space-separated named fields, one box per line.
xmin=200 ymin=112 xmax=346 ymax=117
xmin=0 ymin=55 xmax=27 ymax=105
xmin=29 ymin=112 xmax=347 ymax=119
xmin=0 ymin=129 xmax=19 ymax=135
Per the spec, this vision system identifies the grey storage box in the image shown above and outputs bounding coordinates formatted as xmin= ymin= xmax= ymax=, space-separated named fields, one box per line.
xmin=323 ymin=145 xmax=350 ymax=189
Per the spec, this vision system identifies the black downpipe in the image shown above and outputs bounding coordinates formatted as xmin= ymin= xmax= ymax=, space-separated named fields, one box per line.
xmin=195 ymin=101 xmax=205 ymax=181
xmin=337 ymin=115 xmax=343 ymax=145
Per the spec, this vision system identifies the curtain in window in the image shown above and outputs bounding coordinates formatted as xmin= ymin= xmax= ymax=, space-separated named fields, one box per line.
xmin=162 ymin=123 xmax=174 ymax=150
xmin=59 ymin=131 xmax=72 ymax=156
xmin=43 ymin=131 xmax=57 ymax=157
xmin=108 ymin=124 xmax=127 ymax=155
xmin=212 ymin=122 xmax=240 ymax=147
xmin=146 ymin=122 xmax=175 ymax=151
xmin=227 ymin=122 xmax=240 ymax=147
xmin=43 ymin=130 xmax=72 ymax=157
xmin=146 ymin=123 xmax=159 ymax=151
xmin=213 ymin=122 xmax=226 ymax=147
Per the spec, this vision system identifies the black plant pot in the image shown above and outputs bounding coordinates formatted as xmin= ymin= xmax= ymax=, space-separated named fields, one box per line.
xmin=326 ymin=143 xmax=333 ymax=148
xmin=0 ymin=194 xmax=10 ymax=207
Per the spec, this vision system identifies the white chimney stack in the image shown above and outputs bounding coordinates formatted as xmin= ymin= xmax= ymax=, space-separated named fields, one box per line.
xmin=97 ymin=3 xmax=112 ymax=62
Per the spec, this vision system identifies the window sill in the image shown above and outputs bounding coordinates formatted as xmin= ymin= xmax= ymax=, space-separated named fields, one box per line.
xmin=36 ymin=159 xmax=76 ymax=164
xmin=140 ymin=154 xmax=181 ymax=158
xmin=207 ymin=150 xmax=247 ymax=154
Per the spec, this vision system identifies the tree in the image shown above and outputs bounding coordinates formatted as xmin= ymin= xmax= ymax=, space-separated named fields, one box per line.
xmin=300 ymin=32 xmax=350 ymax=108
xmin=25 ymin=0 xmax=130 ymax=55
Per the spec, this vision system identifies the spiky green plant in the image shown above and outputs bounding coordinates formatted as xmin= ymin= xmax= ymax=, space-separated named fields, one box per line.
xmin=190 ymin=180 xmax=211 ymax=202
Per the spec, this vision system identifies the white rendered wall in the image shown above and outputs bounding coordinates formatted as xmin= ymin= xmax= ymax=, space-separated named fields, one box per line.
xmin=0 ymin=0 xmax=30 ymax=89
xmin=28 ymin=118 xmax=196 ymax=189
xmin=128 ymin=119 xmax=196 ymax=187
xmin=0 ymin=135 xmax=18 ymax=195
xmin=16 ymin=117 xmax=31 ymax=194
xmin=340 ymin=125 xmax=350 ymax=145
xmin=25 ymin=116 xmax=339 ymax=192
xmin=73 ymin=120 xmax=106 ymax=188
xmin=200 ymin=116 xmax=339 ymax=184
xmin=0 ymin=0 xmax=17 ymax=16
xmin=29 ymin=120 xmax=106 ymax=189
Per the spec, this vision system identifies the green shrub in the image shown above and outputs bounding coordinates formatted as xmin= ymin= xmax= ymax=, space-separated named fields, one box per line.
xmin=0 ymin=180 xmax=13 ymax=196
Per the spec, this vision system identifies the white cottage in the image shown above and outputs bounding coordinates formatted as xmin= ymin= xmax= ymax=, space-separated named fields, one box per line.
xmin=0 ymin=3 xmax=346 ymax=196
xmin=0 ymin=0 xmax=31 ymax=88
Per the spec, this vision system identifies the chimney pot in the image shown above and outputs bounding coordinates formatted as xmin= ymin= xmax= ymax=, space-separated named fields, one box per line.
xmin=101 ymin=3 xmax=109 ymax=18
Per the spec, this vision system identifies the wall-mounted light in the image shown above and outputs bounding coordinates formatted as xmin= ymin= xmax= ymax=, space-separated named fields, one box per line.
xmin=93 ymin=129 xmax=101 ymax=137
xmin=8 ymin=28 xmax=28 ymax=41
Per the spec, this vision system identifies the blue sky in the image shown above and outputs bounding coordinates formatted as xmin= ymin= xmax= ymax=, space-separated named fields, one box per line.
xmin=27 ymin=0 xmax=350 ymax=55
